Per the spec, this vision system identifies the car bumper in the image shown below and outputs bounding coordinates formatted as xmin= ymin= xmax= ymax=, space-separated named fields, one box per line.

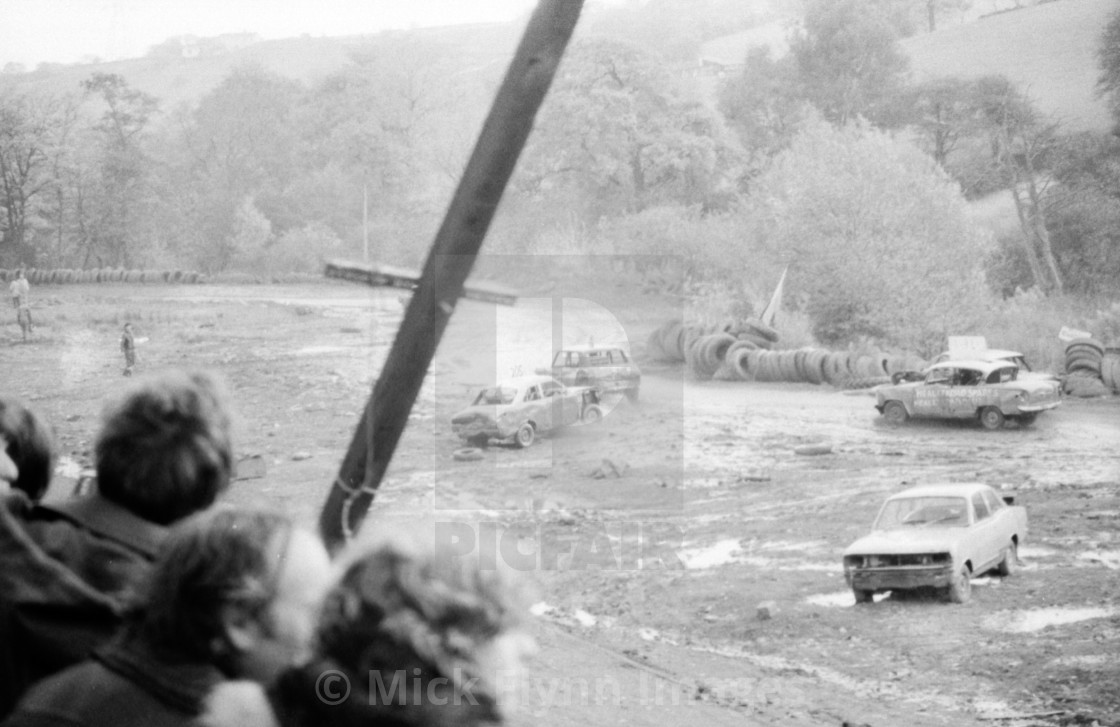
xmin=845 ymin=565 xmax=954 ymax=591
xmin=452 ymin=421 xmax=516 ymax=441
xmin=1016 ymin=401 xmax=1060 ymax=413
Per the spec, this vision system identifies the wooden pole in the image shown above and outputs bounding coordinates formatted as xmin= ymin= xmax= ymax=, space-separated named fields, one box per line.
xmin=319 ymin=0 xmax=584 ymax=552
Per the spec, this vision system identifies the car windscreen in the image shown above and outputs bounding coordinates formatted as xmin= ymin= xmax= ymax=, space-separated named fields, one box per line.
xmin=874 ymin=496 xmax=969 ymax=529
xmin=473 ymin=387 xmax=518 ymax=405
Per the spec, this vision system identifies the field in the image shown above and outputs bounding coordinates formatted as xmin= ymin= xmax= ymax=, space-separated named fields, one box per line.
xmin=4 ymin=279 xmax=1120 ymax=727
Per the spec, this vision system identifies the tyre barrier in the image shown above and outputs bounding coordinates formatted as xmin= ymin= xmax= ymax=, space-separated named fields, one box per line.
xmin=1064 ymin=339 xmax=1119 ymax=397
xmin=0 ymin=268 xmax=207 ymax=285
xmin=645 ymin=318 xmax=929 ymax=385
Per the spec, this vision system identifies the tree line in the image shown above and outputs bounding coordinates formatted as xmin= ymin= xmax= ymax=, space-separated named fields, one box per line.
xmin=2 ymin=0 xmax=1118 ymax=351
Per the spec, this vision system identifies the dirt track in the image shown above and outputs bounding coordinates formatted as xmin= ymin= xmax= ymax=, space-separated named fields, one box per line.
xmin=4 ymin=281 xmax=1119 ymax=727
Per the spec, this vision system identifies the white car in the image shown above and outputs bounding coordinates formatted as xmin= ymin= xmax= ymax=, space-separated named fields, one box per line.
xmin=450 ymin=375 xmax=602 ymax=448
xmin=843 ymin=483 xmax=1028 ymax=604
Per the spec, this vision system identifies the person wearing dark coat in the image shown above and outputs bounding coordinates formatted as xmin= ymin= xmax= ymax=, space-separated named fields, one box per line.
xmin=201 ymin=532 xmax=535 ymax=727
xmin=0 ymin=370 xmax=234 ymax=719
xmin=2 ymin=506 xmax=332 ymax=727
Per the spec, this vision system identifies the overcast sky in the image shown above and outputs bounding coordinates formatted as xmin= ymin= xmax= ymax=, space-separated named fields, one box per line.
xmin=0 ymin=0 xmax=553 ymax=68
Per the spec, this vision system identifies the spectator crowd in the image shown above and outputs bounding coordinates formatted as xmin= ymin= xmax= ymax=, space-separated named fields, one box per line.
xmin=0 ymin=369 xmax=531 ymax=727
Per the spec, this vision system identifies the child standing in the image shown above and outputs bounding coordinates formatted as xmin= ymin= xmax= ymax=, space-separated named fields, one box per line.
xmin=120 ymin=323 xmax=136 ymax=376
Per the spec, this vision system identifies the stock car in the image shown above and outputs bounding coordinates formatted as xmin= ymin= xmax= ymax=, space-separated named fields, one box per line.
xmin=876 ymin=359 xmax=1061 ymax=429
xmin=843 ymin=483 xmax=1028 ymax=604
xmin=451 ymin=375 xmax=602 ymax=448
xmin=540 ymin=345 xmax=641 ymax=402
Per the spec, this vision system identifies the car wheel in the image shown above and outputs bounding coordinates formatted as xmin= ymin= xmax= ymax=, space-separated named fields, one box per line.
xmin=582 ymin=405 xmax=603 ymax=424
xmin=853 ymin=588 xmax=874 ymax=604
xmin=514 ymin=423 xmax=535 ymax=448
xmin=883 ymin=401 xmax=909 ymax=426
xmin=947 ymin=565 xmax=972 ymax=604
xmin=979 ymin=406 xmax=1005 ymax=430
xmin=1017 ymin=412 xmax=1038 ymax=426
xmin=997 ymin=541 xmax=1018 ymax=577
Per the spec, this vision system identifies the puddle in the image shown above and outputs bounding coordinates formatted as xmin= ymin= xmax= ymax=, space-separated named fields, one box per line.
xmin=680 ymin=538 xmax=742 ymax=569
xmin=984 ymin=606 xmax=1119 ymax=633
xmin=1078 ymin=551 xmax=1120 ymax=570
xmin=295 ymin=345 xmax=348 ymax=355
xmin=1018 ymin=545 xmax=1059 ymax=559
xmin=528 ymin=602 xmax=599 ymax=628
xmin=805 ymin=590 xmax=890 ymax=607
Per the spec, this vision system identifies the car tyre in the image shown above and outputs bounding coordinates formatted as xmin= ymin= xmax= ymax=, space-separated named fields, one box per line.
xmin=997 ymin=541 xmax=1018 ymax=577
xmin=883 ymin=401 xmax=909 ymax=426
xmin=853 ymin=588 xmax=874 ymax=604
xmin=947 ymin=565 xmax=972 ymax=604
xmin=979 ymin=406 xmax=1005 ymax=430
xmin=582 ymin=405 xmax=603 ymax=424
xmin=515 ymin=423 xmax=536 ymax=448
xmin=452 ymin=447 xmax=484 ymax=462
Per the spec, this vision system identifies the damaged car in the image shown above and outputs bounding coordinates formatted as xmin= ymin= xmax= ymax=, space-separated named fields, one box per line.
xmin=451 ymin=375 xmax=602 ymax=448
xmin=843 ymin=483 xmax=1027 ymax=604
xmin=876 ymin=359 xmax=1061 ymax=429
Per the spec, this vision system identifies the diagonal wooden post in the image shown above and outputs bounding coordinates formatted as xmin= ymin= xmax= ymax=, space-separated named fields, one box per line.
xmin=319 ymin=0 xmax=585 ymax=553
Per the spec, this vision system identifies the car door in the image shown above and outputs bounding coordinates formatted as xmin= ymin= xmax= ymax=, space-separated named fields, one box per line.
xmin=913 ymin=368 xmax=953 ymax=417
xmin=967 ymin=491 xmax=1003 ymax=571
xmin=950 ymin=367 xmax=985 ymax=417
xmin=522 ymin=384 xmax=553 ymax=431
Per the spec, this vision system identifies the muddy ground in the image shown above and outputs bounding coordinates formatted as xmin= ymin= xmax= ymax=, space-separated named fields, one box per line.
xmin=3 ymin=279 xmax=1119 ymax=727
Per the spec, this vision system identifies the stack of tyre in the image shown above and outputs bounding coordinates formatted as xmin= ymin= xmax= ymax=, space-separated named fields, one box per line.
xmin=1063 ymin=338 xmax=1116 ymax=397
xmin=646 ymin=318 xmax=780 ymax=380
xmin=0 ymin=268 xmax=206 ymax=284
xmin=645 ymin=318 xmax=925 ymax=386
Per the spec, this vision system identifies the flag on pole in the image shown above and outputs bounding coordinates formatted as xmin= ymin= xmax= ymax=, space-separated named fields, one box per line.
xmin=760 ymin=266 xmax=787 ymax=327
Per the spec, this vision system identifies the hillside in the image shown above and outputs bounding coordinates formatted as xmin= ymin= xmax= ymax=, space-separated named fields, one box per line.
xmin=0 ymin=22 xmax=519 ymax=110
xmin=901 ymin=0 xmax=1113 ymax=132
xmin=698 ymin=0 xmax=1112 ymax=133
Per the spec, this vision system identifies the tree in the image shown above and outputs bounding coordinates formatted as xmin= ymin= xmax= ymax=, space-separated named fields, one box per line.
xmin=746 ymin=119 xmax=993 ymax=353
xmin=80 ymin=73 xmax=160 ymax=267
xmin=1097 ymin=5 xmax=1120 ymax=131
xmin=719 ymin=48 xmax=816 ymax=175
xmin=0 ymin=93 xmax=76 ymax=266
xmin=518 ymin=39 xmax=745 ymax=222
xmin=789 ymin=0 xmax=911 ymax=126
xmin=973 ymin=76 xmax=1063 ymax=296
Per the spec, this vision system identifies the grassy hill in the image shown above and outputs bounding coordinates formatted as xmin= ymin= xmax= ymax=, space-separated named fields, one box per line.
xmin=901 ymin=0 xmax=1113 ymax=132
xmin=0 ymin=22 xmax=519 ymax=110
xmin=699 ymin=0 xmax=1113 ymax=133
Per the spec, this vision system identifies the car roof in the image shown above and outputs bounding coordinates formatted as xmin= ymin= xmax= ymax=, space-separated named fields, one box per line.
xmin=929 ymin=359 xmax=1013 ymax=373
xmin=887 ymin=483 xmax=993 ymax=500
xmin=557 ymin=345 xmax=628 ymax=353
xmin=493 ymin=374 xmax=559 ymax=388
xmin=940 ymin=348 xmax=1024 ymax=360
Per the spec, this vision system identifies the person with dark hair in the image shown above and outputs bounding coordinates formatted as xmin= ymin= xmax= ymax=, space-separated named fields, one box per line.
xmin=0 ymin=398 xmax=55 ymax=501
xmin=3 ymin=506 xmax=333 ymax=727
xmin=202 ymin=533 xmax=534 ymax=727
xmin=0 ymin=369 xmax=236 ymax=719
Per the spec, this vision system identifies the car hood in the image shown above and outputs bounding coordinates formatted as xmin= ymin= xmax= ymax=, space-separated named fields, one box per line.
xmin=844 ymin=528 xmax=967 ymax=555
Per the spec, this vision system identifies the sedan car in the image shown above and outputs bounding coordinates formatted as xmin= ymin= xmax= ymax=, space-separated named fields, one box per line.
xmin=876 ymin=359 xmax=1061 ymax=429
xmin=843 ymin=483 xmax=1027 ymax=604
xmin=451 ymin=375 xmax=602 ymax=448
xmin=541 ymin=345 xmax=641 ymax=402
